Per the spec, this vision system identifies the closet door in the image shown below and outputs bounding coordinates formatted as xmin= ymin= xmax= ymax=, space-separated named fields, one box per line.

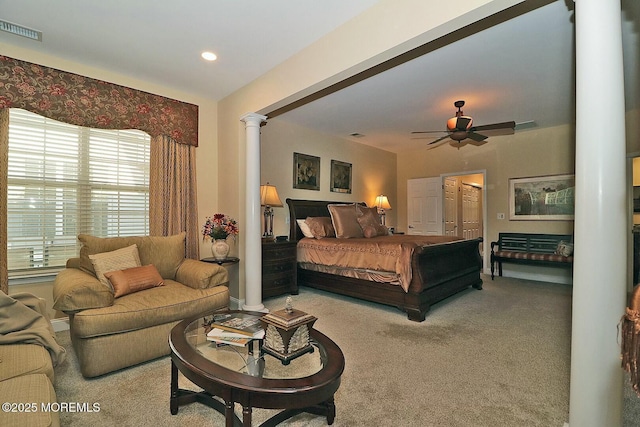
xmin=407 ymin=177 xmax=442 ymax=235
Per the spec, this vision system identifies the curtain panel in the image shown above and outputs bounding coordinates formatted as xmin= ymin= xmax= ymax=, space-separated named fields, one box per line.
xmin=0 ymin=55 xmax=198 ymax=146
xmin=0 ymin=109 xmax=8 ymax=294
xmin=150 ymin=136 xmax=199 ymax=259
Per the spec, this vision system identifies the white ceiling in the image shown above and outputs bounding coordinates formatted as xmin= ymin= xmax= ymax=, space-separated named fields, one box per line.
xmin=1 ymin=1 xmax=638 ymax=153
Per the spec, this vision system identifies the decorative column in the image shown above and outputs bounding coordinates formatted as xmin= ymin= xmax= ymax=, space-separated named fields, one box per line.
xmin=241 ymin=113 xmax=268 ymax=312
xmin=569 ymin=1 xmax=626 ymax=426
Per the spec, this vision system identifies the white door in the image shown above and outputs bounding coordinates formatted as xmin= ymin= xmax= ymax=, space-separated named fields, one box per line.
xmin=407 ymin=177 xmax=443 ymax=235
xmin=462 ymin=184 xmax=482 ymax=239
xmin=444 ymin=177 xmax=459 ymax=237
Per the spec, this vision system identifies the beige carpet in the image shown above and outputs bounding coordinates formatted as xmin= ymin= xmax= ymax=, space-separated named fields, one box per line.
xmin=52 ymin=275 xmax=640 ymax=426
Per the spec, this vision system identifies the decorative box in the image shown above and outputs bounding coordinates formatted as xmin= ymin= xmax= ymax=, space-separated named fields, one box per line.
xmin=260 ymin=301 xmax=317 ymax=365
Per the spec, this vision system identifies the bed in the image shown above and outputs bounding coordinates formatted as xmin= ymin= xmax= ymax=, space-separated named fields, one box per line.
xmin=286 ymin=198 xmax=483 ymax=322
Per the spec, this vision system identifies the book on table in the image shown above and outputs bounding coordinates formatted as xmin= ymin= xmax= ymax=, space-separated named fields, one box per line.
xmin=206 ymin=327 xmax=265 ymax=347
xmin=209 ymin=312 xmax=265 ymax=337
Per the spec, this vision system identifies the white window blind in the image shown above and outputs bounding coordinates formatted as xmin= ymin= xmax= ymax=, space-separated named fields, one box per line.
xmin=7 ymin=108 xmax=150 ymax=277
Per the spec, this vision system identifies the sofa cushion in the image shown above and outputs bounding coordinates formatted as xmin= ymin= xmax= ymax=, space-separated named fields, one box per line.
xmin=71 ymin=280 xmax=229 ymax=338
xmin=0 ymin=374 xmax=59 ymax=427
xmin=88 ymin=244 xmax=142 ymax=290
xmin=0 ymin=344 xmax=54 ymax=383
xmin=78 ymin=233 xmax=186 ymax=280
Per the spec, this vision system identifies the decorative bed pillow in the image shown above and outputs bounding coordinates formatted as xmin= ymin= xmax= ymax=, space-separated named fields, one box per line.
xmin=555 ymin=240 xmax=574 ymax=257
xmin=89 ymin=244 xmax=142 ymax=290
xmin=328 ymin=204 xmax=363 ymax=238
xmin=104 ymin=264 xmax=165 ymax=298
xmin=305 ymin=217 xmax=336 ymax=239
xmin=356 ymin=206 xmax=389 ymax=238
xmin=296 ymin=219 xmax=315 ymax=238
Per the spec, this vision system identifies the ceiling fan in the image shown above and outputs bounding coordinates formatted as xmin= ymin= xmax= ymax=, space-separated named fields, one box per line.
xmin=412 ymin=100 xmax=516 ymax=149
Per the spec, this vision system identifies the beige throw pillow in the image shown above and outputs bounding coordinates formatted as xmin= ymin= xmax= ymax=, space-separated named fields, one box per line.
xmin=356 ymin=206 xmax=389 ymax=238
xmin=104 ymin=264 xmax=165 ymax=298
xmin=328 ymin=204 xmax=363 ymax=238
xmin=89 ymin=244 xmax=142 ymax=290
xmin=305 ymin=217 xmax=336 ymax=239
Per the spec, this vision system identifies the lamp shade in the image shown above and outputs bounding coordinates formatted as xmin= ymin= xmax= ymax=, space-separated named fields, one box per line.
xmin=375 ymin=195 xmax=391 ymax=210
xmin=260 ymin=183 xmax=283 ymax=207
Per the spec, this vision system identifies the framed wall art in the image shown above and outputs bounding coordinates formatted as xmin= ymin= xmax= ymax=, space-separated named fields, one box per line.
xmin=293 ymin=152 xmax=320 ymax=190
xmin=509 ymin=174 xmax=575 ymax=220
xmin=330 ymin=160 xmax=352 ymax=194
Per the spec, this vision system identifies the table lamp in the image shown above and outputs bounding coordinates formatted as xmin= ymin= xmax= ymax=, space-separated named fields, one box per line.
xmin=375 ymin=195 xmax=392 ymax=225
xmin=260 ymin=183 xmax=283 ymax=241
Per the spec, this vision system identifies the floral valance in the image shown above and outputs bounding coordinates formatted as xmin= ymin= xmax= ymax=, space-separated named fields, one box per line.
xmin=0 ymin=56 xmax=198 ymax=146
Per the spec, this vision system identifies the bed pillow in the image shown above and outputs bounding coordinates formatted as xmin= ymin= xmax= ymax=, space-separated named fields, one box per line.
xmin=296 ymin=219 xmax=315 ymax=238
xmin=356 ymin=206 xmax=389 ymax=238
xmin=88 ymin=244 xmax=142 ymax=290
xmin=328 ymin=204 xmax=363 ymax=238
xmin=305 ymin=217 xmax=336 ymax=239
xmin=104 ymin=264 xmax=165 ymax=298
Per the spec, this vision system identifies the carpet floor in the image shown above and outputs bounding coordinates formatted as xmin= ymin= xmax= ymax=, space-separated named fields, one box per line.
xmin=53 ymin=275 xmax=640 ymax=426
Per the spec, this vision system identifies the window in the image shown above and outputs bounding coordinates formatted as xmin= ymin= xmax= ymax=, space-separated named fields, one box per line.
xmin=7 ymin=109 xmax=150 ymax=277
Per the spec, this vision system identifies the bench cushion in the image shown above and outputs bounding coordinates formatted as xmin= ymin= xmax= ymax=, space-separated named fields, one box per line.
xmin=494 ymin=250 xmax=573 ymax=263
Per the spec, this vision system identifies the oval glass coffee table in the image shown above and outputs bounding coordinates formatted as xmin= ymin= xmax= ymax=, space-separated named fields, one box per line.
xmin=169 ymin=310 xmax=345 ymax=427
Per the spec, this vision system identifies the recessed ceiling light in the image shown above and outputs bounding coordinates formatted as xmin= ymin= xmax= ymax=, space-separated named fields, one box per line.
xmin=201 ymin=51 xmax=217 ymax=61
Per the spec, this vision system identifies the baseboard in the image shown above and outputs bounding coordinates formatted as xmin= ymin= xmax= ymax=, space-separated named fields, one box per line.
xmin=51 ymin=317 xmax=70 ymax=332
xmin=483 ymin=266 xmax=573 ymax=285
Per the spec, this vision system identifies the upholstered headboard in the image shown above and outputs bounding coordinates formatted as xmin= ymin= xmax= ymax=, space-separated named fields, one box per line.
xmin=286 ymin=199 xmax=366 ymax=241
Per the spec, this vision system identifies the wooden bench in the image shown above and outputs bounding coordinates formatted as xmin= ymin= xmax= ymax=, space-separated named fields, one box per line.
xmin=490 ymin=232 xmax=574 ymax=280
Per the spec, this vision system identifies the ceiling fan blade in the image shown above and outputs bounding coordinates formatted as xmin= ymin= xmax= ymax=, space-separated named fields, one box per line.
xmin=455 ymin=117 xmax=472 ymax=131
xmin=428 ymin=134 xmax=451 ymax=145
xmin=470 ymin=121 xmax=516 ymax=136
xmin=424 ymin=135 xmax=451 ymax=149
xmin=467 ymin=132 xmax=488 ymax=142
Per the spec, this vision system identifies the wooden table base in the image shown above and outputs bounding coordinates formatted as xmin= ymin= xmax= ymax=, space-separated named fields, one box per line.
xmin=170 ymin=360 xmax=336 ymax=426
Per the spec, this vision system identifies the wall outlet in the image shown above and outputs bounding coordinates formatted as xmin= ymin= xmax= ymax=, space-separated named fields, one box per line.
xmin=497 ymin=213 xmax=505 ymax=220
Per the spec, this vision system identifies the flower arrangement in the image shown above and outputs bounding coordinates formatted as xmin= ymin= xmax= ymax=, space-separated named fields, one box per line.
xmin=202 ymin=214 xmax=239 ymax=241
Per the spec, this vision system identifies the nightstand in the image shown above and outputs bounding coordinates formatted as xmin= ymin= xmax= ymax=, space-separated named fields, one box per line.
xmin=262 ymin=240 xmax=298 ymax=298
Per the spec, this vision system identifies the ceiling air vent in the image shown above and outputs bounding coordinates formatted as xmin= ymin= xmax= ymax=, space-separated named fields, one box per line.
xmin=0 ymin=20 xmax=42 ymax=41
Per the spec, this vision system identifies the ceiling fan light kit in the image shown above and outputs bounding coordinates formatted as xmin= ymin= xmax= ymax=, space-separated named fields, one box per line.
xmin=412 ymin=100 xmax=516 ymax=149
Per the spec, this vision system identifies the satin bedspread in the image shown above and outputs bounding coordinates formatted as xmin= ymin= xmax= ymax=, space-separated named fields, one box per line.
xmin=296 ymin=235 xmax=461 ymax=292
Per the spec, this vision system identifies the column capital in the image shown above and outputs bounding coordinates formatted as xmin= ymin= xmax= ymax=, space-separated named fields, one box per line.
xmin=240 ymin=112 xmax=267 ymax=126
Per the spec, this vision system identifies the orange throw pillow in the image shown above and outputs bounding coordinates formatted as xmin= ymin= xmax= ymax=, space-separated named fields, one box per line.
xmin=104 ymin=264 xmax=165 ymax=298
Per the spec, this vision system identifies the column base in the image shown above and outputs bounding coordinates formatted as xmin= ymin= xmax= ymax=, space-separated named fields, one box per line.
xmin=242 ymin=303 xmax=268 ymax=313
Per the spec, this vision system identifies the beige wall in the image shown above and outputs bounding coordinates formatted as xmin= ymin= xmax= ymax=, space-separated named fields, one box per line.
xmin=397 ymin=124 xmax=576 ymax=244
xmin=261 ymin=118 xmax=397 ymax=237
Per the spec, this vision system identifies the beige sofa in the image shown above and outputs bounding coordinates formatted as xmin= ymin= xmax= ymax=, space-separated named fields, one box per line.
xmin=53 ymin=233 xmax=229 ymax=378
xmin=0 ymin=292 xmax=65 ymax=427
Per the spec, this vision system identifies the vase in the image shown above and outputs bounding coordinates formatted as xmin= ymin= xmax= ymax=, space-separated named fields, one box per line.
xmin=211 ymin=239 xmax=230 ymax=260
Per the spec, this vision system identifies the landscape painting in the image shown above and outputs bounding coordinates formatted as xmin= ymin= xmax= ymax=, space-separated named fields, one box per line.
xmin=509 ymin=174 xmax=575 ymax=220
